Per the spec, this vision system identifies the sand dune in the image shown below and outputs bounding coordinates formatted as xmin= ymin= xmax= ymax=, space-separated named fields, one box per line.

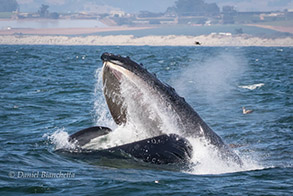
xmin=0 ymin=34 xmax=292 ymax=46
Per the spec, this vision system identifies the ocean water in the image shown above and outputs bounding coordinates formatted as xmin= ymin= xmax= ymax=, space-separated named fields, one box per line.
xmin=0 ymin=19 xmax=107 ymax=29
xmin=0 ymin=45 xmax=292 ymax=195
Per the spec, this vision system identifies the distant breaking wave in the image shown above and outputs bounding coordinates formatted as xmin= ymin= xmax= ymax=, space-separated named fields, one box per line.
xmin=238 ymin=83 xmax=264 ymax=90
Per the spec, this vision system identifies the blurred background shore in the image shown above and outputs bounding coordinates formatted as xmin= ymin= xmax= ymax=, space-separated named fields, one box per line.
xmin=0 ymin=0 xmax=292 ymax=46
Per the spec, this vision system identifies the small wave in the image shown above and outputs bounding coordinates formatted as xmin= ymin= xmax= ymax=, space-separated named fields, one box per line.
xmin=238 ymin=83 xmax=264 ymax=90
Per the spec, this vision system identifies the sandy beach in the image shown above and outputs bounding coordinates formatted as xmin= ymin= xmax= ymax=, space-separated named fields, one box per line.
xmin=0 ymin=33 xmax=292 ymax=46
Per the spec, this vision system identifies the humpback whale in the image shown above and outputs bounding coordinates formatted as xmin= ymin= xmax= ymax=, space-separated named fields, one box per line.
xmin=57 ymin=53 xmax=242 ymax=166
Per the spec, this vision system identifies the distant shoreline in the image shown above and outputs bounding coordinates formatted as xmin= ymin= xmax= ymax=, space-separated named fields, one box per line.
xmin=0 ymin=34 xmax=292 ymax=46
xmin=1 ymin=24 xmax=292 ymax=36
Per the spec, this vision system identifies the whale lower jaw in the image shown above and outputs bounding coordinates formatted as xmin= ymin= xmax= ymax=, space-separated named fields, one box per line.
xmin=56 ymin=126 xmax=193 ymax=165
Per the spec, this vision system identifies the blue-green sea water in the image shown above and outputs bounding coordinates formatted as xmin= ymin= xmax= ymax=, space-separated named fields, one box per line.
xmin=0 ymin=45 xmax=292 ymax=195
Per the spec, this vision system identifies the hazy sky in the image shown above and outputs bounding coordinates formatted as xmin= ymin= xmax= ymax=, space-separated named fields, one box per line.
xmin=17 ymin=0 xmax=293 ymax=13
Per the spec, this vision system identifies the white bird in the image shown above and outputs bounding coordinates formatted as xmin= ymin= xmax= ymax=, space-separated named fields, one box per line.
xmin=242 ymin=107 xmax=253 ymax=114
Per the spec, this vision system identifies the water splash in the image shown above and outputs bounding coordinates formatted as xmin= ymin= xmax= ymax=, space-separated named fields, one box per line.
xmin=186 ymin=137 xmax=263 ymax=175
xmin=119 ymin=75 xmax=181 ymax=137
xmin=165 ymin=52 xmax=264 ymax=174
xmin=86 ymin=70 xmax=182 ymax=150
xmin=43 ymin=128 xmax=76 ymax=150
xmin=93 ymin=67 xmax=116 ymax=128
xmin=83 ymin=123 xmax=149 ymax=150
xmin=46 ymin=64 xmax=263 ymax=175
xmin=92 ymin=65 xmax=262 ymax=174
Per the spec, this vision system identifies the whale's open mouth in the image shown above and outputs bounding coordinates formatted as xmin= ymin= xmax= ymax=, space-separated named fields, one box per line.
xmin=102 ymin=56 xmax=164 ymax=137
xmin=110 ymin=66 xmax=122 ymax=81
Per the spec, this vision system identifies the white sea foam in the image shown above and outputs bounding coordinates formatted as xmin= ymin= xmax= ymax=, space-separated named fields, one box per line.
xmin=239 ymin=83 xmax=264 ymax=90
xmin=44 ymin=128 xmax=76 ymax=150
xmin=187 ymin=137 xmax=263 ymax=174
